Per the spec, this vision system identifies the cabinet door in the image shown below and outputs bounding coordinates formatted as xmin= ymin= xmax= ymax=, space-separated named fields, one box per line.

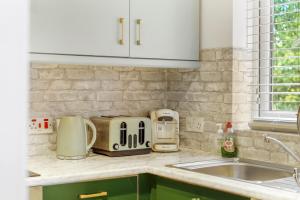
xmin=139 ymin=174 xmax=156 ymax=200
xmin=130 ymin=0 xmax=199 ymax=61
xmin=30 ymin=0 xmax=129 ymax=57
xmin=43 ymin=176 xmax=137 ymax=200
xmin=155 ymin=176 xmax=250 ymax=200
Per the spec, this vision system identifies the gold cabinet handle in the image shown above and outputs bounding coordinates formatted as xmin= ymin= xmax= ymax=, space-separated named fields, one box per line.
xmin=136 ymin=19 xmax=142 ymax=45
xmin=119 ymin=18 xmax=125 ymax=45
xmin=79 ymin=192 xmax=108 ymax=199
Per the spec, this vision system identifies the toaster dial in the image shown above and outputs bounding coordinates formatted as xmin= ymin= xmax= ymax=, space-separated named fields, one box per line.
xmin=113 ymin=143 xmax=119 ymax=150
xmin=146 ymin=141 xmax=151 ymax=148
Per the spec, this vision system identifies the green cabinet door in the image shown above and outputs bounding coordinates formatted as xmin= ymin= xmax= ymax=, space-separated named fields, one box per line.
xmin=139 ymin=174 xmax=249 ymax=200
xmin=139 ymin=174 xmax=156 ymax=200
xmin=43 ymin=176 xmax=137 ymax=200
xmin=154 ymin=176 xmax=249 ymax=200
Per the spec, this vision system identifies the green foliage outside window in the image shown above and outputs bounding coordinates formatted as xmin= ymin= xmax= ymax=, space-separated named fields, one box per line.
xmin=272 ymin=0 xmax=300 ymax=111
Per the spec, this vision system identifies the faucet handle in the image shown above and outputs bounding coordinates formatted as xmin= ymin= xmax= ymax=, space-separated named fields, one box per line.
xmin=293 ymin=168 xmax=300 ymax=187
xmin=263 ymin=134 xmax=270 ymax=143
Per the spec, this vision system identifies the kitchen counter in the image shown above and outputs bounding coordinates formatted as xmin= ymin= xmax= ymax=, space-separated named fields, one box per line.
xmin=28 ymin=149 xmax=300 ymax=200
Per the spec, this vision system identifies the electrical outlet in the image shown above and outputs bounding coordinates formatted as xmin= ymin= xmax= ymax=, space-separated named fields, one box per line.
xmin=186 ymin=117 xmax=204 ymax=133
xmin=29 ymin=117 xmax=53 ymax=134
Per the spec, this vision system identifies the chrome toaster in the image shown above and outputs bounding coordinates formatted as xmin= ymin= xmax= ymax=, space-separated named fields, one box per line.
xmin=90 ymin=116 xmax=152 ymax=157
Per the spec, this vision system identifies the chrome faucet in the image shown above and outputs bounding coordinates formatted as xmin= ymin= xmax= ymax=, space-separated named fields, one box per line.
xmin=264 ymin=133 xmax=300 ymax=187
xmin=263 ymin=105 xmax=300 ymax=161
xmin=264 ymin=135 xmax=300 ymax=162
xmin=263 ymin=105 xmax=300 ymax=186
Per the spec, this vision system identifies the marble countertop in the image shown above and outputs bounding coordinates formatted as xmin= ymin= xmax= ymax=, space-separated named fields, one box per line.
xmin=28 ymin=149 xmax=300 ymax=200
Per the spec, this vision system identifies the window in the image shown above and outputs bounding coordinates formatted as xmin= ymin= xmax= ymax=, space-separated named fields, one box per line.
xmin=249 ymin=0 xmax=300 ymax=121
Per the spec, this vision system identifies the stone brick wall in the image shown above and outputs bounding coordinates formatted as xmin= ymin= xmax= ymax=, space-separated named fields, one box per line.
xmin=29 ymin=64 xmax=167 ymax=156
xmin=167 ymin=48 xmax=253 ymax=152
xmin=166 ymin=48 xmax=300 ymax=166
xmin=29 ymin=49 xmax=300 ymax=166
xmin=30 ymin=64 xmax=168 ymax=118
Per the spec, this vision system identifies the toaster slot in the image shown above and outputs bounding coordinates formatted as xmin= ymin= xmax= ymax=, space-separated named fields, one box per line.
xmin=120 ymin=122 xmax=127 ymax=146
xmin=133 ymin=134 xmax=137 ymax=148
xmin=138 ymin=121 xmax=145 ymax=145
xmin=128 ymin=135 xmax=132 ymax=149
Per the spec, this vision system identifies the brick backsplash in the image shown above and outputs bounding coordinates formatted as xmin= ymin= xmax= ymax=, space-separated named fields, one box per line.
xmin=29 ymin=49 xmax=300 ymax=166
xmin=169 ymin=48 xmax=300 ymax=166
xmin=30 ymin=65 xmax=167 ymax=118
xmin=29 ymin=65 xmax=168 ymax=156
xmin=168 ymin=48 xmax=253 ymax=152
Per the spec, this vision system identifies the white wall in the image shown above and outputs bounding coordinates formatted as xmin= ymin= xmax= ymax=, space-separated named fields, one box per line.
xmin=200 ymin=0 xmax=233 ymax=49
xmin=233 ymin=0 xmax=247 ymax=48
xmin=200 ymin=0 xmax=248 ymax=49
xmin=0 ymin=0 xmax=28 ymax=200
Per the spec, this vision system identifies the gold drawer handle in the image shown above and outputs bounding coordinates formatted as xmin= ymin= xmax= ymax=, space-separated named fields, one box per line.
xmin=79 ymin=192 xmax=108 ymax=199
xmin=119 ymin=18 xmax=125 ymax=45
xmin=136 ymin=19 xmax=142 ymax=45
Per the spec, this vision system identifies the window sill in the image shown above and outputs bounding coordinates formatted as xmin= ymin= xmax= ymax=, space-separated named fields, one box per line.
xmin=249 ymin=119 xmax=298 ymax=134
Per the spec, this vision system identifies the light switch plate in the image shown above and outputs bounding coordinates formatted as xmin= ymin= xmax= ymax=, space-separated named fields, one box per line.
xmin=186 ymin=117 xmax=204 ymax=133
xmin=29 ymin=117 xmax=53 ymax=134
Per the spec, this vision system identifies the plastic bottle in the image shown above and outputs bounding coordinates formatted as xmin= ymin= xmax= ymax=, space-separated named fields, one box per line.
xmin=216 ymin=123 xmax=223 ymax=154
xmin=221 ymin=122 xmax=238 ymax=158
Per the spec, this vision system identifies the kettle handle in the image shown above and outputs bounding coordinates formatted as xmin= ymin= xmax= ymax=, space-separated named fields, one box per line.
xmin=84 ymin=119 xmax=97 ymax=152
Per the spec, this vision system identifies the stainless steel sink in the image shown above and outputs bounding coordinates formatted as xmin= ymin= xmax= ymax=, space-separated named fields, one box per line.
xmin=169 ymin=158 xmax=294 ymax=183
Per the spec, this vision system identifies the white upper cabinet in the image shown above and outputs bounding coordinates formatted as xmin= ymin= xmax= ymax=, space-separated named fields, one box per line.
xmin=30 ymin=0 xmax=130 ymax=57
xmin=30 ymin=0 xmax=200 ymax=67
xmin=130 ymin=0 xmax=200 ymax=61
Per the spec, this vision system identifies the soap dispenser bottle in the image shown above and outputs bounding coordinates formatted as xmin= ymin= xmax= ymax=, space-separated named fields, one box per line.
xmin=221 ymin=122 xmax=238 ymax=158
xmin=216 ymin=123 xmax=223 ymax=154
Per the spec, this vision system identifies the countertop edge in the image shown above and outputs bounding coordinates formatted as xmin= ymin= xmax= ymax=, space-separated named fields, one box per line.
xmin=27 ymin=165 xmax=300 ymax=200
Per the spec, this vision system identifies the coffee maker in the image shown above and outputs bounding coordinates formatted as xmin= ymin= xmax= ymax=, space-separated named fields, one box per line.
xmin=150 ymin=109 xmax=179 ymax=152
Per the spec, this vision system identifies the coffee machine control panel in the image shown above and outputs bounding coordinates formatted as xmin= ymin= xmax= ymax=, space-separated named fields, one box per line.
xmin=150 ymin=109 xmax=179 ymax=152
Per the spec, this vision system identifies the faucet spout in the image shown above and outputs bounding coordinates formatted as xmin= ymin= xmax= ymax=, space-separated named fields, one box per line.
xmin=263 ymin=135 xmax=300 ymax=162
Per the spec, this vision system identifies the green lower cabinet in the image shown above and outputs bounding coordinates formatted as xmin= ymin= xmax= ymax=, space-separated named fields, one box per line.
xmin=139 ymin=174 xmax=156 ymax=200
xmin=139 ymin=174 xmax=250 ymax=200
xmin=43 ymin=174 xmax=250 ymax=200
xmin=43 ymin=176 xmax=137 ymax=200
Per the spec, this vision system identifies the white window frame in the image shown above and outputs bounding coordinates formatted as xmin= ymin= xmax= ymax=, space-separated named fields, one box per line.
xmin=258 ymin=0 xmax=298 ymax=121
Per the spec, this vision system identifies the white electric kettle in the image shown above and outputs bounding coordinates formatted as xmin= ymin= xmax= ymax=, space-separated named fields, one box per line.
xmin=56 ymin=116 xmax=96 ymax=160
